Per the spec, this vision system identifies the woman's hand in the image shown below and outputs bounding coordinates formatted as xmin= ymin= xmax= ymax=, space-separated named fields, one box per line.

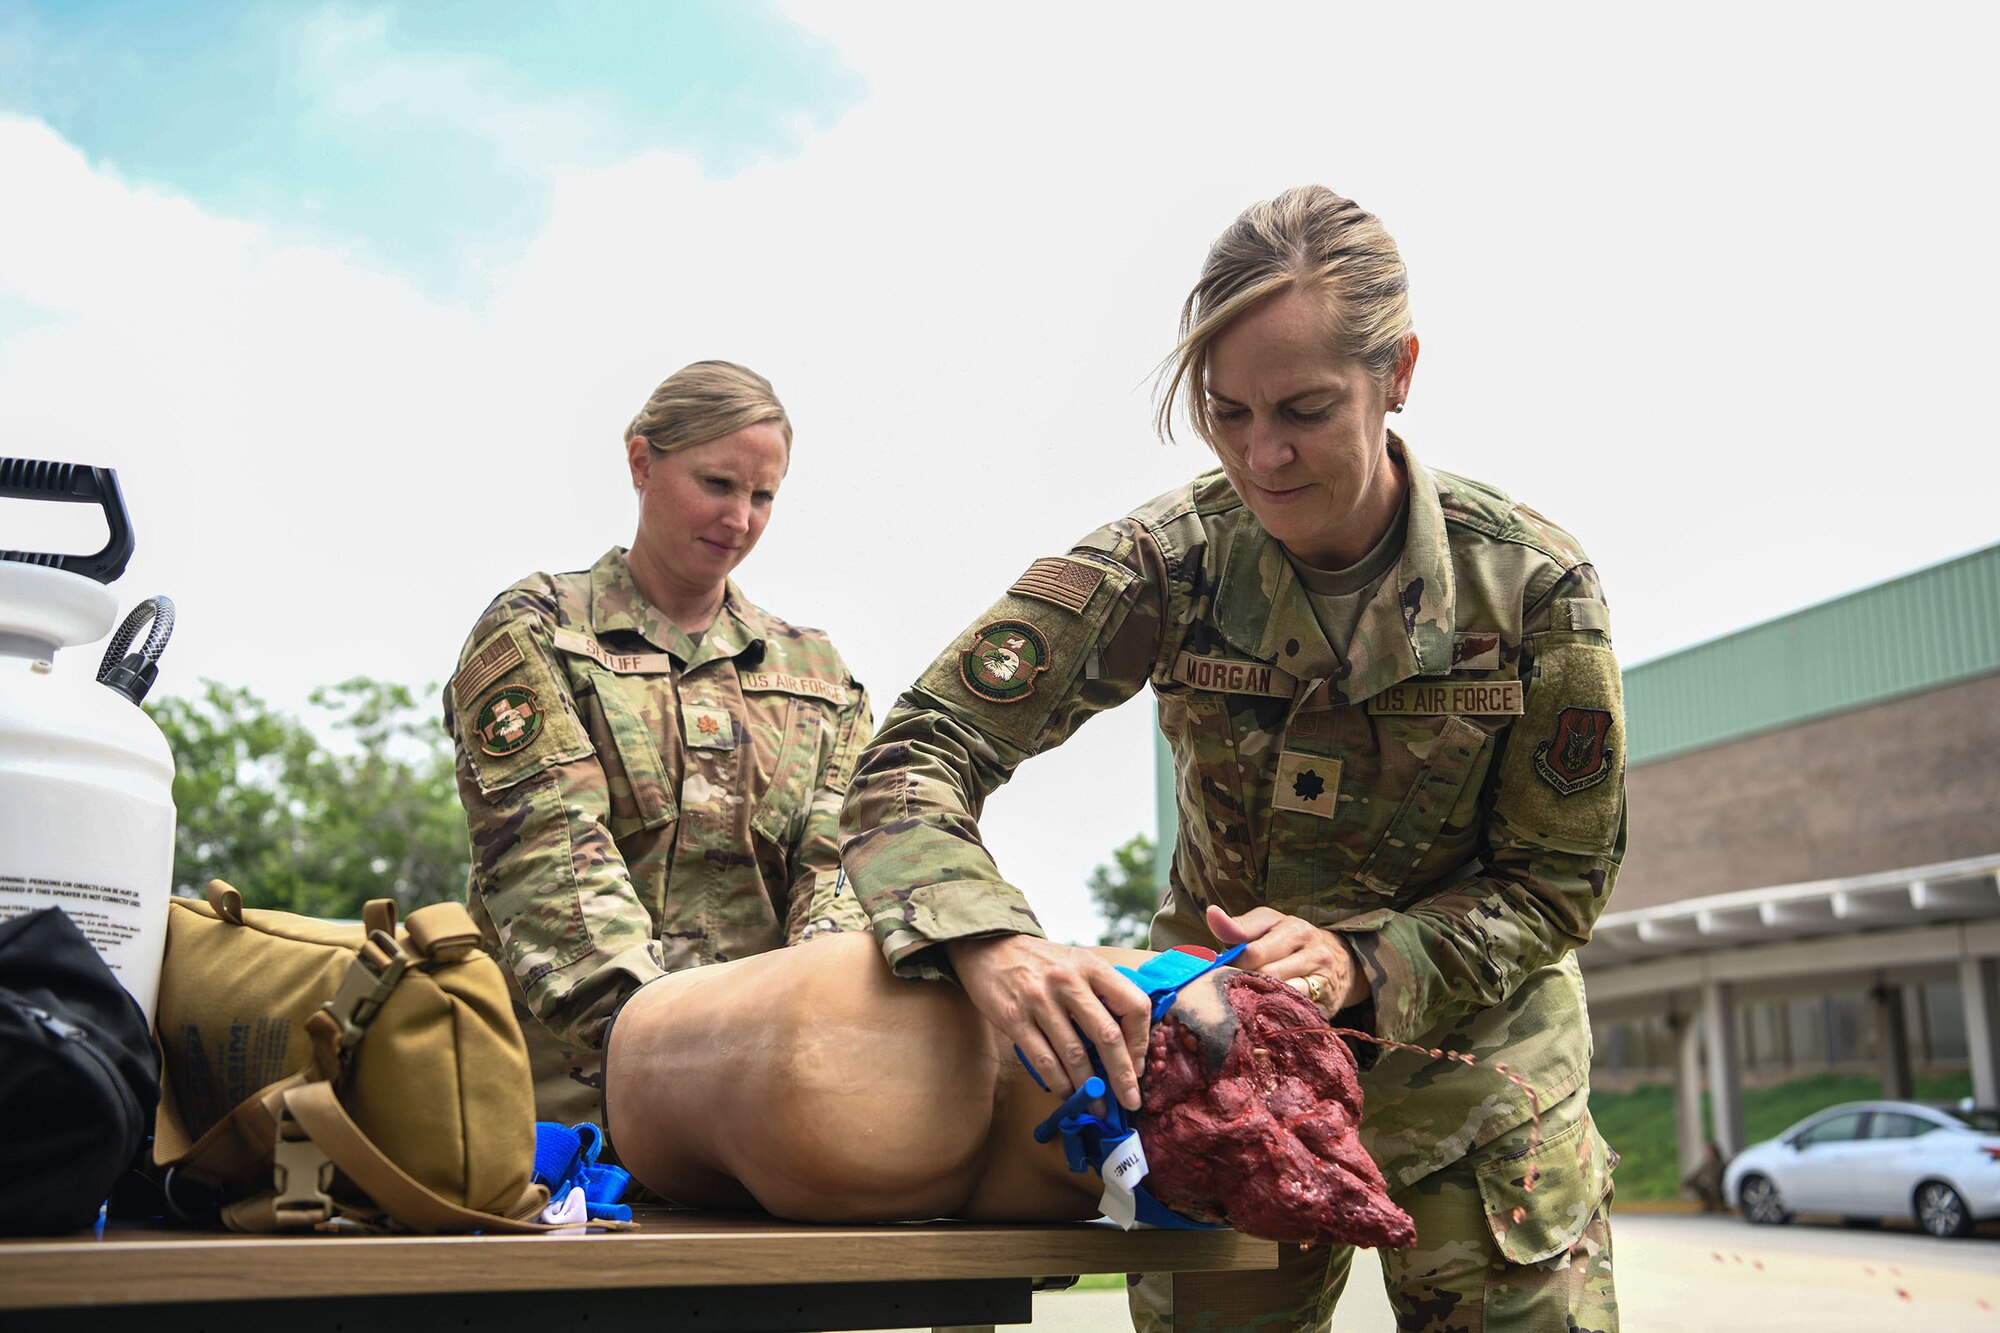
xmin=1205 ymin=904 xmax=1370 ymax=1016
xmin=945 ymin=934 xmax=1152 ymax=1111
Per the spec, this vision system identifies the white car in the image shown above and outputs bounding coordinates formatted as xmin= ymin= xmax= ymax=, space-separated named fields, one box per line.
xmin=1723 ymin=1100 xmax=2000 ymax=1237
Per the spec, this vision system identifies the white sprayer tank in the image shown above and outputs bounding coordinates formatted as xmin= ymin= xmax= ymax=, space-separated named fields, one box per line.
xmin=0 ymin=559 xmax=176 ymax=1021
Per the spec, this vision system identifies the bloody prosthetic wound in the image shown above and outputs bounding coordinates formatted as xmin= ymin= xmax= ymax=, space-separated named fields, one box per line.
xmin=1137 ymin=972 xmax=1417 ymax=1250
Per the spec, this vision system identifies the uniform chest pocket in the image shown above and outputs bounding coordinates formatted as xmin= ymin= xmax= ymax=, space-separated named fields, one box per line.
xmin=585 ymin=668 xmax=679 ymax=838
xmin=748 ymin=695 xmax=826 ymax=849
xmin=1354 ymin=713 xmax=1494 ymax=895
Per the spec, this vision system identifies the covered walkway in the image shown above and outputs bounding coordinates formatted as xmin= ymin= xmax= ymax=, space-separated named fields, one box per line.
xmin=1580 ymin=852 xmax=2000 ymax=1171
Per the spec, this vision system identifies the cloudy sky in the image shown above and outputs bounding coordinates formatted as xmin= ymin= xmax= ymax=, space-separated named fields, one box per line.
xmin=3 ymin=2 xmax=1994 ymax=944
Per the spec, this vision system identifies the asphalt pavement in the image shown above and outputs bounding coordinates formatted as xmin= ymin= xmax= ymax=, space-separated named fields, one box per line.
xmin=858 ymin=1211 xmax=2000 ymax=1331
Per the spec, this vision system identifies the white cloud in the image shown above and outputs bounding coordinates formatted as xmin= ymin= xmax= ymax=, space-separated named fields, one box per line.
xmin=4 ymin=2 xmax=1997 ymax=943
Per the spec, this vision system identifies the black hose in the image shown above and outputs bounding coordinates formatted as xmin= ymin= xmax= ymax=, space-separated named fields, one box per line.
xmin=96 ymin=596 xmax=175 ymax=705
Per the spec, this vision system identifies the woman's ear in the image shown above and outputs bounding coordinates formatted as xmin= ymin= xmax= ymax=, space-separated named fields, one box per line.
xmin=1392 ymin=334 xmax=1421 ymax=406
xmin=627 ymin=435 xmax=652 ymax=491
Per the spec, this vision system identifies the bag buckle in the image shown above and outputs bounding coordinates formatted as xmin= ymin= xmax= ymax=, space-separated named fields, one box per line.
xmin=323 ymin=930 xmax=411 ymax=1050
xmin=271 ymin=1135 xmax=335 ymax=1228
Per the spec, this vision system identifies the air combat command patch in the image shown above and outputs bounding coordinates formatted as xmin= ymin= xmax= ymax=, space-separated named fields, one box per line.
xmin=1534 ymin=705 xmax=1614 ymax=795
xmin=959 ymin=619 xmax=1050 ymax=704
xmin=474 ymin=684 xmax=544 ymax=756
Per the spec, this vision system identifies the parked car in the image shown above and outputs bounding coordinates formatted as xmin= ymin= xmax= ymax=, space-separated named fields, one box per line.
xmin=1723 ymin=1100 xmax=2000 ymax=1237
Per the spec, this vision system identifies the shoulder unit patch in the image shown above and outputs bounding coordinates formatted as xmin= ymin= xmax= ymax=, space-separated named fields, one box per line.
xmin=959 ymin=618 xmax=1051 ymax=704
xmin=473 ymin=684 xmax=544 ymax=757
xmin=1533 ymin=705 xmax=1615 ymax=795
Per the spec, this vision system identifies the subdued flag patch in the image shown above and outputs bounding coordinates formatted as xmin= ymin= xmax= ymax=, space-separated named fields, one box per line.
xmin=457 ymin=632 xmax=525 ymax=704
xmin=1008 ymin=556 xmax=1107 ymax=613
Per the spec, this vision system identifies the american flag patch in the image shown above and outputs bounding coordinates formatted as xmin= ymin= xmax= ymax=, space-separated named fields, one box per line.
xmin=1008 ymin=557 xmax=1106 ymax=614
xmin=455 ymin=631 xmax=525 ymax=704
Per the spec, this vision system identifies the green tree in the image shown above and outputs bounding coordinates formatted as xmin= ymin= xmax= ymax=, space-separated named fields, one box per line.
xmin=1087 ymin=832 xmax=1159 ymax=947
xmin=147 ymin=677 xmax=469 ymax=918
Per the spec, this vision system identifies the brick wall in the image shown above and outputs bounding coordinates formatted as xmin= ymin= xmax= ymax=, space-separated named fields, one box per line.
xmin=1614 ymin=672 xmax=2000 ymax=911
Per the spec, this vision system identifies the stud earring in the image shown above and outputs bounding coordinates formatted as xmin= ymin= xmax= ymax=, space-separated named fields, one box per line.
xmin=1391 ymin=402 xmax=1405 ymax=414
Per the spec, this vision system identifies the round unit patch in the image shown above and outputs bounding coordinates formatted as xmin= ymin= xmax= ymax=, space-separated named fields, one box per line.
xmin=959 ymin=619 xmax=1051 ymax=704
xmin=474 ymin=684 xmax=545 ymax=756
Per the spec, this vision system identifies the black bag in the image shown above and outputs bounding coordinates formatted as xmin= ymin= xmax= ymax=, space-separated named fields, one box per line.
xmin=0 ymin=907 xmax=162 ymax=1234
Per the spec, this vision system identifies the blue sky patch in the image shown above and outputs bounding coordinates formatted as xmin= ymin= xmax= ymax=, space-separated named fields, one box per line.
xmin=0 ymin=1 xmax=864 ymax=295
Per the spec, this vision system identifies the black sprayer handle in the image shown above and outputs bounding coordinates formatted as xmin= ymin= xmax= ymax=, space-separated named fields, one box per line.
xmin=0 ymin=457 xmax=135 ymax=584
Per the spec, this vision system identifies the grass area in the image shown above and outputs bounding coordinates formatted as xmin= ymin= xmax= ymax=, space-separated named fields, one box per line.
xmin=1069 ymin=1273 xmax=1128 ymax=1291
xmin=1591 ymin=1070 xmax=1976 ymax=1201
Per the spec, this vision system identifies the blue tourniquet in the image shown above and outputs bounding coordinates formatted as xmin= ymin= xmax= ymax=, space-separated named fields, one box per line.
xmin=1016 ymin=944 xmax=1247 ymax=1229
xmin=532 ymin=1122 xmax=633 ymax=1223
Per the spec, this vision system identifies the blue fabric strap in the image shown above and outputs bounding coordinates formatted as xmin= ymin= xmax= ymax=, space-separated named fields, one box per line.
xmin=1013 ymin=944 xmax=1247 ymax=1230
xmin=532 ymin=1121 xmax=633 ymax=1223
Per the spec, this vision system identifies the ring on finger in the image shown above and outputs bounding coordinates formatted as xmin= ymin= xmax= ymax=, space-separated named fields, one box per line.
xmin=1304 ymin=973 xmax=1327 ymax=1008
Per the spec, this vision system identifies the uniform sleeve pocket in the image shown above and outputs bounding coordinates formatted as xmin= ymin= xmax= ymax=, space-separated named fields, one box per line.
xmin=1475 ymin=1113 xmax=1615 ymax=1264
xmin=453 ymin=624 xmax=595 ymax=795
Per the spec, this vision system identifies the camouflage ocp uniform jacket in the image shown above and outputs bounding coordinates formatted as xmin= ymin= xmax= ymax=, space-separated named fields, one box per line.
xmin=446 ymin=548 xmax=871 ymax=1056
xmin=841 ymin=439 xmax=1625 ymax=1194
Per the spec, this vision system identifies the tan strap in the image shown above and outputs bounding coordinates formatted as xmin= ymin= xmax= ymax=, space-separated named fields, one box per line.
xmin=283 ymin=1081 xmax=557 ymax=1233
xmin=361 ymin=899 xmax=398 ymax=938
xmin=204 ymin=878 xmax=245 ymax=925
xmin=404 ymin=901 xmax=482 ymax=958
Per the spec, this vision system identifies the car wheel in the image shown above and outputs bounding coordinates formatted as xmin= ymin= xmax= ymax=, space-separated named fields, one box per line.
xmin=1914 ymin=1181 xmax=1974 ymax=1239
xmin=1739 ymin=1173 xmax=1792 ymax=1226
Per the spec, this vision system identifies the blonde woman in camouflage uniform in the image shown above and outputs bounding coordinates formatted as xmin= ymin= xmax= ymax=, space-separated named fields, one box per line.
xmin=445 ymin=361 xmax=870 ymax=1130
xmin=841 ymin=188 xmax=1622 ymax=1332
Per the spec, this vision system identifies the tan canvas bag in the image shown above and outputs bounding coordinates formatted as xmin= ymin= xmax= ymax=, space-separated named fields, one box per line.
xmin=151 ymin=880 xmax=552 ymax=1232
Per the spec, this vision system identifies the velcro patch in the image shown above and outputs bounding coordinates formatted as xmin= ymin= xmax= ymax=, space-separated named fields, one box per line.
xmin=470 ymin=684 xmax=543 ymax=756
xmin=1534 ymin=706 xmax=1615 ymax=794
xmin=1009 ymin=556 xmax=1107 ymax=613
xmin=456 ymin=632 xmax=524 ymax=703
xmin=1273 ymin=751 xmax=1342 ymax=818
xmin=1553 ymin=599 xmax=1611 ymax=635
xmin=1495 ymin=638 xmax=1624 ymax=853
xmin=452 ymin=623 xmax=593 ymax=793
xmin=550 ymin=627 xmax=676 ymax=675
xmin=683 ymin=703 xmax=736 ymax=749
xmin=960 ymin=619 xmax=1051 ymax=704
xmin=740 ymin=671 xmax=849 ymax=706
xmin=1368 ymin=681 xmax=1524 ymax=716
xmin=1172 ymin=651 xmax=1298 ymax=698
xmin=1452 ymin=632 xmax=1502 ymax=671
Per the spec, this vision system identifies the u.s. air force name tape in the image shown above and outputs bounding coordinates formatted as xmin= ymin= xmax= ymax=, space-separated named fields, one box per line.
xmin=1367 ymin=680 xmax=1524 ymax=716
xmin=739 ymin=671 xmax=849 ymax=705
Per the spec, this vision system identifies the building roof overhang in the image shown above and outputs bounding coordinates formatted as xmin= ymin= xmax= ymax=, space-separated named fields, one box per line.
xmin=1582 ymin=852 xmax=2000 ymax=968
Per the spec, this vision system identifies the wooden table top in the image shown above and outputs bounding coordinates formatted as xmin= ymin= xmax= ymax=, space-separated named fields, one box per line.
xmin=0 ymin=1208 xmax=1278 ymax=1309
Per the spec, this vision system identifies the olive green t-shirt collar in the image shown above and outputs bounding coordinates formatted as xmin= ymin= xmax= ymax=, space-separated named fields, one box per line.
xmin=1209 ymin=433 xmax=1457 ymax=704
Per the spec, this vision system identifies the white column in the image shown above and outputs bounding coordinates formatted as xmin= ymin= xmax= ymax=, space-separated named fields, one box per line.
xmin=1673 ymin=1010 xmax=1706 ymax=1175
xmin=1703 ymin=980 xmax=1745 ymax=1156
xmin=1873 ymin=981 xmax=1914 ymax=1100
xmin=1962 ymin=956 xmax=2000 ymax=1107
